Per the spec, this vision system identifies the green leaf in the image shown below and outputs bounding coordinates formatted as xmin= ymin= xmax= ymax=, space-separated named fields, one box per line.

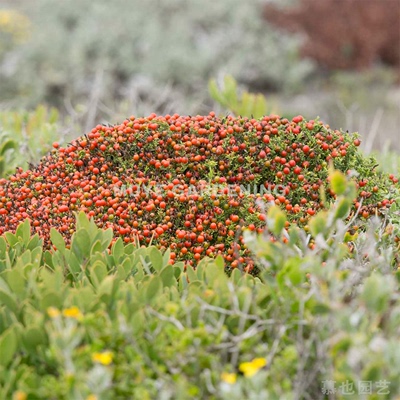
xmin=288 ymin=226 xmax=300 ymax=246
xmin=0 ymin=139 xmax=16 ymax=156
xmin=146 ymin=276 xmax=162 ymax=302
xmin=363 ymin=362 xmax=384 ymax=382
xmin=178 ymin=274 xmax=188 ymax=291
xmin=162 ymin=248 xmax=171 ymax=268
xmin=116 ymin=264 xmax=128 ymax=281
xmin=149 ymin=246 xmax=163 ymax=272
xmin=277 ymin=258 xmax=304 ymax=287
xmin=40 ymin=291 xmax=63 ymax=310
xmin=231 ymin=268 xmax=242 ymax=284
xmin=98 ymin=276 xmax=114 ymax=300
xmin=77 ymin=287 xmax=97 ymax=309
xmin=0 ymin=237 xmax=7 ymax=258
xmin=254 ymin=94 xmax=268 ymax=119
xmin=50 ymin=228 xmax=66 ymax=253
xmin=334 ymin=198 xmax=351 ymax=220
xmin=186 ymin=265 xmax=198 ymax=284
xmin=22 ymin=326 xmax=47 ymax=351
xmin=30 ymin=247 xmax=43 ymax=270
xmin=133 ymin=261 xmax=145 ymax=282
xmin=205 ymin=262 xmax=226 ymax=286
xmin=76 ymin=211 xmax=90 ymax=231
xmin=0 ymin=327 xmax=17 ymax=367
xmin=208 ymin=79 xmax=225 ymax=105
xmin=40 ymin=267 xmax=64 ymax=292
xmin=120 ymin=257 xmax=134 ymax=276
xmin=68 ymin=252 xmax=82 ymax=276
xmin=130 ymin=310 xmax=145 ymax=335
xmin=173 ymin=263 xmax=184 ymax=279
xmin=3 ymin=269 xmax=25 ymax=296
xmin=111 ymin=237 xmax=124 ymax=262
xmin=20 ymin=250 xmax=32 ymax=266
xmin=267 ymin=205 xmax=286 ymax=237
xmin=0 ymin=159 xmax=4 ymax=177
xmin=311 ymin=302 xmax=331 ymax=314
xmin=15 ymin=219 xmax=31 ymax=246
xmin=309 ymin=211 xmax=328 ymax=238
xmin=124 ymin=243 xmax=136 ymax=255
xmin=75 ymin=229 xmax=92 ymax=257
xmin=159 ymin=265 xmax=176 ymax=288
xmin=0 ymin=289 xmax=18 ymax=314
xmin=224 ymin=75 xmax=238 ymax=108
xmin=101 ymin=228 xmax=114 ymax=250
xmin=187 ymin=281 xmax=203 ymax=291
xmin=241 ymin=92 xmax=252 ymax=117
xmin=330 ymin=170 xmax=347 ymax=195
xmin=4 ymin=232 xmax=18 ymax=248
xmin=331 ymin=337 xmax=352 ymax=356
xmin=43 ymin=250 xmax=54 ymax=269
xmin=92 ymin=261 xmax=108 ymax=285
xmin=90 ymin=240 xmax=103 ymax=256
xmin=215 ymin=255 xmax=225 ymax=270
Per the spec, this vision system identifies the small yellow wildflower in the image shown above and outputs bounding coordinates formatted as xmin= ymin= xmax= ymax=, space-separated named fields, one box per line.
xmin=62 ymin=306 xmax=83 ymax=320
xmin=0 ymin=12 xmax=11 ymax=25
xmin=47 ymin=307 xmax=61 ymax=318
xmin=13 ymin=391 xmax=27 ymax=400
xmin=239 ymin=357 xmax=267 ymax=377
xmin=86 ymin=395 xmax=98 ymax=400
xmin=92 ymin=351 xmax=113 ymax=366
xmin=221 ymin=372 xmax=237 ymax=384
xmin=0 ymin=10 xmax=31 ymax=43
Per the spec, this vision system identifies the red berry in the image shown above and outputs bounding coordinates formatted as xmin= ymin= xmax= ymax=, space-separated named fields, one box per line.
xmin=292 ymin=115 xmax=303 ymax=123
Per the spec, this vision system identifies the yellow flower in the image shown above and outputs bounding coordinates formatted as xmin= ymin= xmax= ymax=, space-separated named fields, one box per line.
xmin=0 ymin=12 xmax=11 ymax=26
xmin=239 ymin=357 xmax=267 ymax=377
xmin=221 ymin=372 xmax=237 ymax=384
xmin=86 ymin=395 xmax=98 ymax=400
xmin=47 ymin=307 xmax=61 ymax=318
xmin=13 ymin=391 xmax=27 ymax=400
xmin=92 ymin=351 xmax=113 ymax=366
xmin=0 ymin=10 xmax=31 ymax=43
xmin=63 ymin=306 xmax=83 ymax=320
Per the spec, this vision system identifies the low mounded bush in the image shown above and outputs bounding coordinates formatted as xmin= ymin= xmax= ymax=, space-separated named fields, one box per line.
xmin=0 ymin=113 xmax=398 ymax=271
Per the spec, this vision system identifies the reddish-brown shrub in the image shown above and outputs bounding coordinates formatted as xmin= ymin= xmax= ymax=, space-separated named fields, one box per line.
xmin=0 ymin=113 xmax=398 ymax=273
xmin=264 ymin=0 xmax=400 ymax=70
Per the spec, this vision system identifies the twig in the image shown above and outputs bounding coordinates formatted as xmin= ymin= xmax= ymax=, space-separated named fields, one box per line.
xmin=146 ymin=307 xmax=185 ymax=331
xmin=364 ymin=108 xmax=384 ymax=154
xmin=84 ymin=67 xmax=104 ymax=133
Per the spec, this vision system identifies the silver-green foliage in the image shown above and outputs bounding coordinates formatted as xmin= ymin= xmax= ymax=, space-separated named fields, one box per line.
xmin=2 ymin=0 xmax=313 ymax=109
xmin=0 ymin=105 xmax=62 ymax=177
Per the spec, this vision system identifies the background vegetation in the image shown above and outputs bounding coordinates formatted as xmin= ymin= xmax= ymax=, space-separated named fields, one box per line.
xmin=0 ymin=0 xmax=399 ymax=155
xmin=0 ymin=0 xmax=399 ymax=399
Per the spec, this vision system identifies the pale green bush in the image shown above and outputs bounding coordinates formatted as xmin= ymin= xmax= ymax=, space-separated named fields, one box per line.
xmin=0 ymin=105 xmax=64 ymax=176
xmin=1 ymin=0 xmax=313 ymax=112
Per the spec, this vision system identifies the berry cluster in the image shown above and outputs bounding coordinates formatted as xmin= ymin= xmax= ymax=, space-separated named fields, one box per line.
xmin=0 ymin=113 xmax=398 ymax=271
